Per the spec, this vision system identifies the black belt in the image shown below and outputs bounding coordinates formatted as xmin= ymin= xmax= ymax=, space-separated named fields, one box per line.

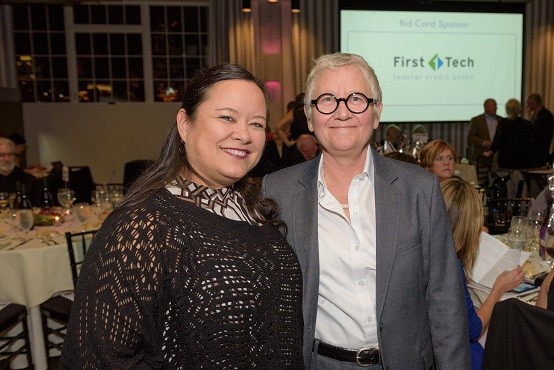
xmin=315 ymin=340 xmax=381 ymax=367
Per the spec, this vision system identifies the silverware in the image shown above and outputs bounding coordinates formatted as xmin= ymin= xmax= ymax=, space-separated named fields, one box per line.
xmin=42 ymin=237 xmax=56 ymax=246
xmin=40 ymin=238 xmax=53 ymax=246
xmin=5 ymin=239 xmax=30 ymax=251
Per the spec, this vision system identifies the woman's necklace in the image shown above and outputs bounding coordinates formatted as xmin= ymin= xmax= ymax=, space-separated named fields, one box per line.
xmin=341 ymin=203 xmax=349 ymax=209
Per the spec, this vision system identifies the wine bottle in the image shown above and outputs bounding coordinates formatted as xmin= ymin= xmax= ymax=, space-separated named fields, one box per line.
xmin=20 ymin=183 xmax=33 ymax=209
xmin=14 ymin=181 xmax=23 ymax=210
xmin=42 ymin=176 xmax=54 ymax=210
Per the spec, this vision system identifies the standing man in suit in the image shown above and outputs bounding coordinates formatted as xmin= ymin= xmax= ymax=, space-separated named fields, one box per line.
xmin=526 ymin=93 xmax=554 ymax=167
xmin=262 ymin=53 xmax=469 ymax=369
xmin=467 ymin=98 xmax=501 ymax=165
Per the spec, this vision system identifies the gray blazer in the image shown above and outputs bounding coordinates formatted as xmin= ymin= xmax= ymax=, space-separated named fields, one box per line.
xmin=261 ymin=149 xmax=470 ymax=369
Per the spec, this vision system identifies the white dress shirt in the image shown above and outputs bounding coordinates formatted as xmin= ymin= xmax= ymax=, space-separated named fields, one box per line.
xmin=486 ymin=114 xmax=498 ymax=141
xmin=314 ymin=149 xmax=378 ymax=348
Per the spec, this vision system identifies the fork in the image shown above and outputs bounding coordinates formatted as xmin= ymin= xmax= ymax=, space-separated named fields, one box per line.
xmin=5 ymin=239 xmax=30 ymax=251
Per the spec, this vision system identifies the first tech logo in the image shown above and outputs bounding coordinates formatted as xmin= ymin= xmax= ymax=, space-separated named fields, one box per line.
xmin=393 ymin=54 xmax=475 ymax=70
xmin=428 ymin=53 xmax=443 ymax=70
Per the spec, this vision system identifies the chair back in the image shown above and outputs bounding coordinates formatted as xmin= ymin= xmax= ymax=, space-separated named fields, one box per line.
xmin=123 ymin=160 xmax=150 ymax=194
xmin=487 ymin=198 xmax=532 ymax=235
xmin=68 ymin=166 xmax=95 ymax=204
xmin=482 ymin=298 xmax=554 ymax=369
xmin=476 ymin=155 xmax=492 ymax=187
xmin=65 ymin=230 xmax=97 ymax=287
xmin=0 ymin=303 xmax=33 ymax=367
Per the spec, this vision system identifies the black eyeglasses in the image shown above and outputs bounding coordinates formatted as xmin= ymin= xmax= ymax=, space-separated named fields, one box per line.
xmin=310 ymin=92 xmax=378 ymax=115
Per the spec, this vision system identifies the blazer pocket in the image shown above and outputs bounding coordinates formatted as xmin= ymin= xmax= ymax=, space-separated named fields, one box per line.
xmin=397 ymin=230 xmax=422 ymax=253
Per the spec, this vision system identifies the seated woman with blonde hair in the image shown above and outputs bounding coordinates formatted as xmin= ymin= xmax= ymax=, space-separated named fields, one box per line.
xmin=440 ymin=177 xmax=525 ymax=370
xmin=420 ymin=139 xmax=457 ymax=182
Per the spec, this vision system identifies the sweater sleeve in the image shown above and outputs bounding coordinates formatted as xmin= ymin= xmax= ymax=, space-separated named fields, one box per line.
xmin=60 ymin=208 xmax=167 ymax=369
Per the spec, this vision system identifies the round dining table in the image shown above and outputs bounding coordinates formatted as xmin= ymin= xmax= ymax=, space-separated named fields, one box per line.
xmin=0 ymin=211 xmax=102 ymax=369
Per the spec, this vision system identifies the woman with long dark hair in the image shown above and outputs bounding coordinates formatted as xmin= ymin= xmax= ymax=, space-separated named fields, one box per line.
xmin=60 ymin=64 xmax=303 ymax=369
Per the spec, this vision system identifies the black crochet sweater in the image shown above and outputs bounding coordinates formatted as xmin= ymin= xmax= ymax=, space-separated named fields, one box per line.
xmin=60 ymin=188 xmax=304 ymax=369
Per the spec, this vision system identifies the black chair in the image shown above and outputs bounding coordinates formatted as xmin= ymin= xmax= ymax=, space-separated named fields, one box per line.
xmin=487 ymin=198 xmax=532 ymax=235
xmin=47 ymin=164 xmax=95 ymax=205
xmin=123 ymin=160 xmax=150 ymax=194
xmin=0 ymin=303 xmax=33 ymax=369
xmin=40 ymin=229 xmax=97 ymax=364
xmin=68 ymin=166 xmax=95 ymax=204
xmin=65 ymin=230 xmax=97 ymax=287
xmin=482 ymin=298 xmax=554 ymax=369
xmin=476 ymin=155 xmax=492 ymax=187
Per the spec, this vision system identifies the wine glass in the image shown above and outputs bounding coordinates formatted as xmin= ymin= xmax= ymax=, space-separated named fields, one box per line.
xmin=93 ymin=189 xmax=111 ymax=210
xmin=15 ymin=209 xmax=34 ymax=236
xmin=57 ymin=188 xmax=76 ymax=215
xmin=109 ymin=189 xmax=124 ymax=209
xmin=0 ymin=192 xmax=8 ymax=209
xmin=543 ymin=234 xmax=554 ymax=269
xmin=528 ymin=210 xmax=544 ymax=254
xmin=73 ymin=203 xmax=91 ymax=230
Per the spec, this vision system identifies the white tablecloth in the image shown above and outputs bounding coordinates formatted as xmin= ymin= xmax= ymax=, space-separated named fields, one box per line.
xmin=0 ymin=220 xmax=92 ymax=369
xmin=455 ymin=163 xmax=478 ymax=185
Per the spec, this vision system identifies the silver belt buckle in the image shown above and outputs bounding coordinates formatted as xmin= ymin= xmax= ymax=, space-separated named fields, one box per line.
xmin=356 ymin=346 xmax=375 ymax=367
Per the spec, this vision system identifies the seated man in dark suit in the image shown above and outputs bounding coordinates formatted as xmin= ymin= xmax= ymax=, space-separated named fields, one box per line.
xmin=0 ymin=137 xmax=41 ymax=206
xmin=281 ymin=133 xmax=319 ymax=168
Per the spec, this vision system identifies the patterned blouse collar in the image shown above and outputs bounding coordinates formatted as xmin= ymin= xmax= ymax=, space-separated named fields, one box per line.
xmin=166 ymin=177 xmax=257 ymax=224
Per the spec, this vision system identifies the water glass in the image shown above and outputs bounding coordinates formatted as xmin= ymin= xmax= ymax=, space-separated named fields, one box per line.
xmin=73 ymin=203 xmax=91 ymax=230
xmin=510 ymin=216 xmax=529 ymax=229
xmin=15 ymin=209 xmax=34 ymax=234
xmin=507 ymin=228 xmax=528 ymax=250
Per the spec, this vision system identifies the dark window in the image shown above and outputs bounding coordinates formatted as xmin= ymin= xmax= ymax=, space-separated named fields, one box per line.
xmin=13 ymin=2 xmax=207 ymax=103
xmin=108 ymin=5 xmax=124 ymax=24
xmin=91 ymin=5 xmax=107 ymax=25
xmin=76 ymin=32 xmax=144 ymax=102
xmin=73 ymin=5 xmax=89 ymax=24
xmin=151 ymin=5 xmax=208 ymax=102
xmin=13 ymin=4 xmax=68 ymax=103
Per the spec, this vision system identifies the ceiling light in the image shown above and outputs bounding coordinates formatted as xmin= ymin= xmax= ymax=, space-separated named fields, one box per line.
xmin=291 ymin=0 xmax=300 ymax=13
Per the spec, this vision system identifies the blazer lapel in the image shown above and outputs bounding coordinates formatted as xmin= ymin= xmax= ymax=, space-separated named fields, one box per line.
xmin=372 ymin=151 xmax=400 ymax=319
xmin=291 ymin=156 xmax=321 ymax=326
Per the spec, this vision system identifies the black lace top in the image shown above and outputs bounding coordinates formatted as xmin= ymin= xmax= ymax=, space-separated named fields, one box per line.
xmin=60 ymin=186 xmax=303 ymax=369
